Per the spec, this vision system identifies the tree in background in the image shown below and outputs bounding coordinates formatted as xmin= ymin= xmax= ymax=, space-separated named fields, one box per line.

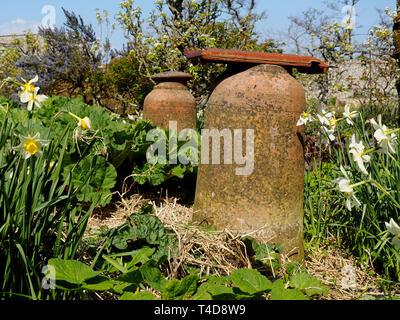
xmin=0 ymin=33 xmax=41 ymax=98
xmin=284 ymin=0 xmax=399 ymax=111
xmin=286 ymin=0 xmax=360 ymax=63
xmin=393 ymin=0 xmax=400 ymax=114
xmin=113 ymin=0 xmax=283 ymax=107
xmin=15 ymin=8 xmax=104 ymax=105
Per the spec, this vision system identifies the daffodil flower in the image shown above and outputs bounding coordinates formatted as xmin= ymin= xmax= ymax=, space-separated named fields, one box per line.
xmin=20 ymin=87 xmax=48 ymax=111
xmin=316 ymin=105 xmax=334 ymax=126
xmin=321 ymin=125 xmax=336 ymax=144
xmin=297 ymin=112 xmax=315 ymax=126
xmin=68 ymin=112 xmax=93 ymax=130
xmin=334 ymin=166 xmax=361 ymax=211
xmin=385 ymin=219 xmax=400 ymax=249
xmin=343 ymin=105 xmax=359 ymax=125
xmin=18 ymin=75 xmax=39 ymax=103
xmin=13 ymin=133 xmax=49 ymax=159
xmin=349 ymin=135 xmax=370 ymax=175
xmin=370 ymin=115 xmax=398 ymax=155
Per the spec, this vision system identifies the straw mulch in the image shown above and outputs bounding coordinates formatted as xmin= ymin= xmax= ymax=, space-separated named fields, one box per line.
xmin=86 ymin=194 xmax=394 ymax=300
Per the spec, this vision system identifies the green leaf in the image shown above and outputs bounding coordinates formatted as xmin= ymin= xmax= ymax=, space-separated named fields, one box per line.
xmin=112 ymin=235 xmax=129 ymax=251
xmin=137 ymin=203 xmax=155 ymax=215
xmin=269 ymin=279 xmax=309 ymax=300
xmin=149 ymin=171 xmax=166 ymax=186
xmin=117 ymin=247 xmax=156 ymax=270
xmin=139 ymin=263 xmax=169 ymax=292
xmin=115 ymin=269 xmax=143 ymax=285
xmin=170 ymin=165 xmax=187 ymax=179
xmin=289 ymin=272 xmax=329 ymax=297
xmin=203 ymin=275 xmax=232 ymax=285
xmin=191 ymin=291 xmax=213 ymax=300
xmin=102 ymin=254 xmax=129 ymax=273
xmin=206 ymin=284 xmax=236 ymax=300
xmin=120 ymin=291 xmax=158 ymax=300
xmin=230 ymin=269 xmax=273 ymax=295
xmin=46 ymin=258 xmax=101 ymax=285
xmin=162 ymin=275 xmax=198 ymax=300
xmin=62 ymin=156 xmax=117 ymax=206
xmin=270 ymin=287 xmax=309 ymax=300
xmin=82 ymin=276 xmax=116 ymax=291
xmin=242 ymin=237 xmax=283 ymax=265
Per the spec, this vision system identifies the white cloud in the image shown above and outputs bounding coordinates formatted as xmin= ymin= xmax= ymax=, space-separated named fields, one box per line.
xmin=11 ymin=19 xmax=25 ymax=25
xmin=0 ymin=19 xmax=41 ymax=35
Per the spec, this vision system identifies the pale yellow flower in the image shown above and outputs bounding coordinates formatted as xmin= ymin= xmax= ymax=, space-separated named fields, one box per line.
xmin=13 ymin=133 xmax=49 ymax=159
xmin=18 ymin=75 xmax=39 ymax=102
xmin=68 ymin=112 xmax=93 ymax=130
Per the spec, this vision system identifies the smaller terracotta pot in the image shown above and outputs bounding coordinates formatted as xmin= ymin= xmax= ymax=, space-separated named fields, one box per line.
xmin=143 ymin=71 xmax=197 ymax=132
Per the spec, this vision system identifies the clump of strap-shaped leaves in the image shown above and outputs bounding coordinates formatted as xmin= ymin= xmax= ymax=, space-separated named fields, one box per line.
xmin=0 ymin=108 xmax=101 ymax=299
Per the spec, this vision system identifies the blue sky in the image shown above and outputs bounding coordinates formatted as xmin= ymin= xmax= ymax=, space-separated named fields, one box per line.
xmin=0 ymin=0 xmax=396 ymax=51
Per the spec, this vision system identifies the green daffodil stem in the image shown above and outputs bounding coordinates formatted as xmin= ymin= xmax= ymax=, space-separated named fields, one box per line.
xmin=368 ymin=179 xmax=400 ymax=210
xmin=68 ymin=112 xmax=82 ymax=121
xmin=348 ymin=179 xmax=400 ymax=210
xmin=362 ymin=148 xmax=377 ymax=156
xmin=349 ymin=181 xmax=369 ymax=189
xmin=385 ymin=128 xmax=400 ymax=135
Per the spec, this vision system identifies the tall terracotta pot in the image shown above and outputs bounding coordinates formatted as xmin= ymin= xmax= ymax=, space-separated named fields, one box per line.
xmin=193 ymin=64 xmax=306 ymax=262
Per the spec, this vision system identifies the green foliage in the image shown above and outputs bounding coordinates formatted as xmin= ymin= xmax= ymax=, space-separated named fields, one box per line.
xmin=229 ymin=269 xmax=273 ymax=295
xmin=62 ymin=156 xmax=117 ymax=206
xmin=1 ymin=95 xmax=198 ymax=206
xmin=290 ymin=271 xmax=330 ymax=297
xmin=102 ymin=55 xmax=154 ymax=114
xmin=242 ymin=237 xmax=284 ymax=271
xmin=102 ymin=204 xmax=179 ymax=267
xmin=46 ymin=257 xmax=329 ymax=300
xmin=268 ymin=279 xmax=308 ymax=301
xmin=112 ymin=0 xmax=282 ymax=102
xmin=0 ymin=114 xmax=101 ymax=299
xmin=303 ymin=106 xmax=400 ymax=282
xmin=45 ymin=204 xmax=329 ymax=301
xmin=0 ymin=33 xmax=42 ymax=97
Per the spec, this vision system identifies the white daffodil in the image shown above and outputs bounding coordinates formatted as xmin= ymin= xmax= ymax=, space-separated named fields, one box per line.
xmin=68 ymin=112 xmax=93 ymax=130
xmin=370 ymin=115 xmax=398 ymax=155
xmin=384 ymin=219 xmax=400 ymax=249
xmin=343 ymin=105 xmax=359 ymax=125
xmin=334 ymin=166 xmax=361 ymax=211
xmin=321 ymin=125 xmax=336 ymax=144
xmin=68 ymin=112 xmax=93 ymax=142
xmin=349 ymin=135 xmax=370 ymax=175
xmin=18 ymin=75 xmax=39 ymax=103
xmin=317 ymin=113 xmax=330 ymax=127
xmin=20 ymin=87 xmax=48 ymax=111
xmin=79 ymin=117 xmax=92 ymax=130
xmin=13 ymin=133 xmax=49 ymax=159
xmin=316 ymin=105 xmax=334 ymax=126
xmin=297 ymin=112 xmax=315 ymax=126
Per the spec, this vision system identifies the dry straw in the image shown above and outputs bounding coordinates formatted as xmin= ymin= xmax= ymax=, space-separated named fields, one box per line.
xmin=87 ymin=194 xmax=389 ymax=300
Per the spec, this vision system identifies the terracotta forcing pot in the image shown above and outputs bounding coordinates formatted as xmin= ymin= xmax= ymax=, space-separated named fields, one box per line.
xmin=193 ymin=64 xmax=306 ymax=262
xmin=143 ymin=71 xmax=197 ymax=132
